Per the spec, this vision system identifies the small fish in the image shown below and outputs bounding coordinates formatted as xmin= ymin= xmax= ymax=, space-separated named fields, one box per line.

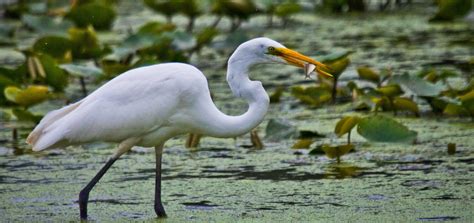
xmin=304 ymin=63 xmax=316 ymax=79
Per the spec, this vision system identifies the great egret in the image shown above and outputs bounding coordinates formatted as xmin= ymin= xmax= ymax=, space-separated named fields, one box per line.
xmin=27 ymin=37 xmax=331 ymax=219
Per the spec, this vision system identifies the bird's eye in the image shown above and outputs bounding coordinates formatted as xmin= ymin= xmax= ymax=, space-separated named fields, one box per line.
xmin=267 ymin=46 xmax=276 ymax=54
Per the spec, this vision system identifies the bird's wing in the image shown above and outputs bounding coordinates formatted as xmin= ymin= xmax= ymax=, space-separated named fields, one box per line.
xmin=43 ymin=63 xmax=209 ymax=145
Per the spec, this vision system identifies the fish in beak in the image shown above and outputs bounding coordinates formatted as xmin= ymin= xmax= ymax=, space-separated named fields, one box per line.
xmin=273 ymin=47 xmax=333 ymax=78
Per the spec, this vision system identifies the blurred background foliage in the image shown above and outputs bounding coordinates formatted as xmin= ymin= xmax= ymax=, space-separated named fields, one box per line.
xmin=0 ymin=0 xmax=472 ymax=155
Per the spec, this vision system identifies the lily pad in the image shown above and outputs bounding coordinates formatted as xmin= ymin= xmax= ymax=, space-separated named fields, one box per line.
xmin=59 ymin=64 xmax=103 ymax=78
xmin=68 ymin=26 xmax=104 ymax=59
xmin=376 ymin=84 xmax=403 ymax=97
xmin=33 ymin=36 xmax=73 ymax=61
xmin=292 ymin=139 xmax=313 ymax=149
xmin=37 ymin=54 xmax=69 ymax=92
xmin=321 ymin=144 xmax=354 ymax=162
xmin=65 ymin=3 xmax=116 ymax=30
xmin=4 ymin=85 xmax=49 ymax=107
xmin=393 ymin=97 xmax=419 ymax=116
xmin=391 ymin=73 xmax=445 ymax=97
xmin=357 ymin=66 xmax=380 ymax=84
xmin=11 ymin=108 xmax=42 ymax=124
xmin=265 ymin=118 xmax=298 ymax=141
xmin=334 ymin=116 xmax=360 ymax=137
xmin=357 ymin=116 xmax=417 ymax=143
xmin=22 ymin=14 xmax=73 ymax=34
xmin=291 ymin=86 xmax=331 ymax=108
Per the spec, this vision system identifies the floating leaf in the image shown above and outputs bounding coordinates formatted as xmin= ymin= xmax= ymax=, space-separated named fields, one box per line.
xmin=334 ymin=116 xmax=360 ymax=137
xmin=321 ymin=144 xmax=354 ymax=162
xmin=393 ymin=97 xmax=419 ymax=116
xmin=22 ymin=14 xmax=73 ymax=34
xmin=274 ymin=2 xmax=301 ymax=18
xmin=292 ymin=139 xmax=313 ymax=149
xmin=37 ymin=54 xmax=68 ymax=92
xmin=69 ymin=26 xmax=104 ymax=59
xmin=459 ymin=89 xmax=474 ymax=115
xmin=33 ymin=36 xmax=73 ymax=61
xmin=0 ymin=74 xmax=17 ymax=105
xmin=265 ymin=118 xmax=298 ymax=141
xmin=376 ymin=84 xmax=403 ymax=97
xmin=11 ymin=108 xmax=42 ymax=124
xmin=195 ymin=27 xmax=219 ymax=49
xmin=392 ymin=73 xmax=445 ymax=97
xmin=318 ymin=50 xmax=353 ymax=63
xmin=430 ymin=0 xmax=472 ymax=21
xmin=65 ymin=3 xmax=116 ymax=30
xmin=322 ymin=56 xmax=350 ymax=77
xmin=291 ymin=86 xmax=331 ymax=108
xmin=60 ymin=64 xmax=103 ymax=78
xmin=298 ymin=130 xmax=324 ymax=139
xmin=4 ymin=85 xmax=49 ymax=107
xmin=168 ymin=31 xmax=196 ymax=51
xmin=357 ymin=66 xmax=380 ymax=83
xmin=443 ymin=103 xmax=469 ymax=116
xmin=269 ymin=86 xmax=284 ymax=103
xmin=357 ymin=116 xmax=417 ymax=143
xmin=138 ymin=22 xmax=176 ymax=35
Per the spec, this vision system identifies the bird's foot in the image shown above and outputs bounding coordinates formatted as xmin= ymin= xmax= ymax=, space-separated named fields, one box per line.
xmin=154 ymin=203 xmax=167 ymax=218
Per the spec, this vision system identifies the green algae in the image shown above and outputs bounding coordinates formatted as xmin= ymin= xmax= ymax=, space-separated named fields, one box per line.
xmin=1 ymin=2 xmax=473 ymax=222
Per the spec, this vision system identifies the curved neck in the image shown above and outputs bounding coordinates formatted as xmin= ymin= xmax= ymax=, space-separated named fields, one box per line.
xmin=196 ymin=56 xmax=270 ymax=138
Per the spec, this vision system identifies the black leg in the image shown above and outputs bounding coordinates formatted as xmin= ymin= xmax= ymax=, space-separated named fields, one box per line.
xmin=155 ymin=146 xmax=166 ymax=217
xmin=79 ymin=158 xmax=117 ymax=220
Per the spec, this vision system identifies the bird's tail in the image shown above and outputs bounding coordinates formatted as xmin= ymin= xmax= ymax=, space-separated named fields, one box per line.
xmin=27 ymin=101 xmax=82 ymax=151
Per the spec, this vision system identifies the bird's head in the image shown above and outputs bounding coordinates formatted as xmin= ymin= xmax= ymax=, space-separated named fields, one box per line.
xmin=232 ymin=37 xmax=333 ymax=78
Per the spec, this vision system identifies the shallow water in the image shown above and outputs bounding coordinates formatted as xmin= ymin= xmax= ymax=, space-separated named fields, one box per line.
xmin=1 ymin=3 xmax=473 ymax=222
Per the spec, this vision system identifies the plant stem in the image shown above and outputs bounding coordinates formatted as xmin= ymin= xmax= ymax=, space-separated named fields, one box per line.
xmin=79 ymin=77 xmax=88 ymax=97
xmin=347 ymin=131 xmax=351 ymax=144
xmin=332 ymin=78 xmax=338 ymax=104
xmin=12 ymin=128 xmax=18 ymax=142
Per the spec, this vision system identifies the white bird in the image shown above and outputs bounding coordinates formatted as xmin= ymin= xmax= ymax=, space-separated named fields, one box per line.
xmin=26 ymin=37 xmax=331 ymax=219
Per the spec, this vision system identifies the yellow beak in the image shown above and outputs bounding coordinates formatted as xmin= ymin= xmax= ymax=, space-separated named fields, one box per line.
xmin=274 ymin=47 xmax=333 ymax=78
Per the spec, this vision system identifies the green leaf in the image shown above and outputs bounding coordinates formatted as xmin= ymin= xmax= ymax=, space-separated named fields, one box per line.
xmin=322 ymin=56 xmax=350 ymax=77
xmin=37 ymin=54 xmax=68 ymax=92
xmin=65 ymin=3 xmax=116 ymax=30
xmin=430 ymin=0 xmax=472 ymax=21
xmin=4 ymin=85 xmax=49 ymax=107
xmin=392 ymin=73 xmax=445 ymax=97
xmin=195 ymin=27 xmax=219 ymax=48
xmin=68 ymin=26 xmax=104 ymax=59
xmin=265 ymin=118 xmax=298 ymax=141
xmin=292 ymin=139 xmax=313 ymax=149
xmin=459 ymin=90 xmax=474 ymax=116
xmin=168 ymin=31 xmax=196 ymax=51
xmin=318 ymin=50 xmax=353 ymax=63
xmin=357 ymin=66 xmax=380 ymax=83
xmin=59 ymin=64 xmax=103 ymax=78
xmin=334 ymin=116 xmax=360 ymax=137
xmin=357 ymin=116 xmax=417 ymax=143
xmin=274 ymin=2 xmax=301 ymax=18
xmin=33 ymin=36 xmax=73 ymax=61
xmin=376 ymin=84 xmax=403 ymax=97
xmin=269 ymin=86 xmax=284 ymax=103
xmin=11 ymin=108 xmax=42 ymax=124
xmin=393 ymin=97 xmax=419 ymax=116
xmin=443 ymin=103 xmax=469 ymax=116
xmin=321 ymin=144 xmax=354 ymax=159
xmin=291 ymin=86 xmax=332 ymax=108
xmin=22 ymin=14 xmax=73 ymax=34
xmin=138 ymin=22 xmax=176 ymax=35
